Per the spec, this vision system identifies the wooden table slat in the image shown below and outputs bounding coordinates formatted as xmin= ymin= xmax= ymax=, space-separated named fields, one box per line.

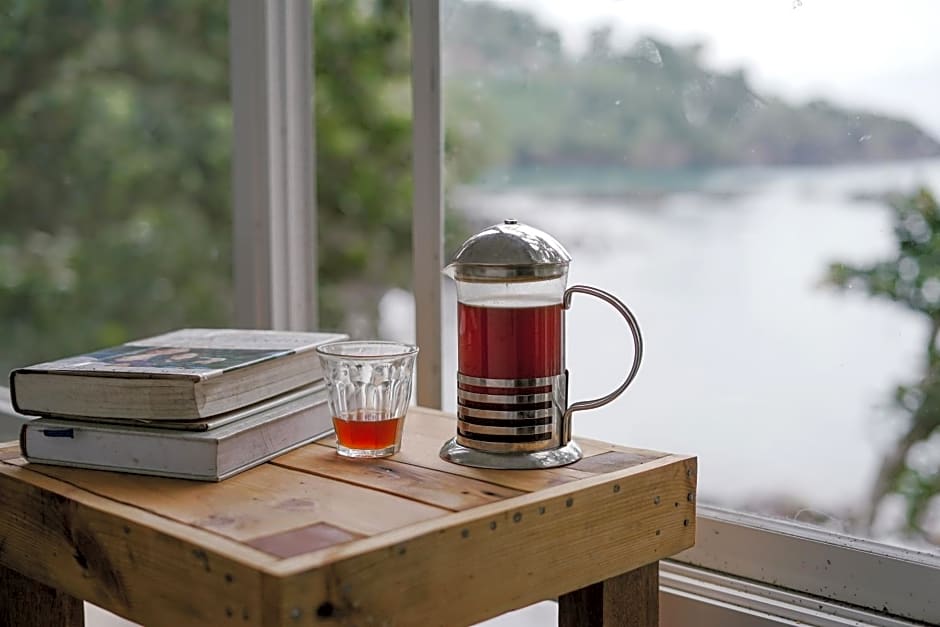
xmin=570 ymin=449 xmax=668 ymax=474
xmin=272 ymin=443 xmax=524 ymax=511
xmin=363 ymin=429 xmax=596 ymax=491
xmin=15 ymin=460 xmax=449 ymax=544
xmin=1 ymin=439 xmax=22 ymax=461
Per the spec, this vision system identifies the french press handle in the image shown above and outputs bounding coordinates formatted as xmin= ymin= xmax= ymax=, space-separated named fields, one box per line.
xmin=562 ymin=285 xmax=644 ymax=421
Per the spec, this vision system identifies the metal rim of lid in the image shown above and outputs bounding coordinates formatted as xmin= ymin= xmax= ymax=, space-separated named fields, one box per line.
xmin=449 ymin=262 xmax=569 ymax=282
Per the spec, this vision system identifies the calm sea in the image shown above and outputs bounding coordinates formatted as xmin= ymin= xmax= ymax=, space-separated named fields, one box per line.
xmin=381 ymin=158 xmax=940 ymax=531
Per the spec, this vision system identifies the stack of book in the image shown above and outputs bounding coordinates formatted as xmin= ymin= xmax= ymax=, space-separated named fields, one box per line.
xmin=10 ymin=328 xmax=346 ymax=481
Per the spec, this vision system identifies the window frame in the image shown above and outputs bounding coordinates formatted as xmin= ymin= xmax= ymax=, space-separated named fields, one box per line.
xmin=229 ymin=0 xmax=318 ymax=332
xmin=410 ymin=0 xmax=445 ymax=410
xmin=678 ymin=506 xmax=940 ymax=623
xmin=660 ymin=560 xmax=924 ymax=627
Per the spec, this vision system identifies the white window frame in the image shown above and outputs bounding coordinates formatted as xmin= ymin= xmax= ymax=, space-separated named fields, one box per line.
xmin=402 ymin=2 xmax=940 ymax=625
xmin=672 ymin=506 xmax=940 ymax=624
xmin=229 ymin=0 xmax=318 ymax=332
xmin=410 ymin=0 xmax=445 ymax=410
xmin=659 ymin=560 xmax=925 ymax=627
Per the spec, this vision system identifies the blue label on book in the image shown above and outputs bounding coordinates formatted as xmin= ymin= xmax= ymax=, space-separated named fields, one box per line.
xmin=82 ymin=345 xmax=292 ymax=372
xmin=41 ymin=428 xmax=75 ymax=438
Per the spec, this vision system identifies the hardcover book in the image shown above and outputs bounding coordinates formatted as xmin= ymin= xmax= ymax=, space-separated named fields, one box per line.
xmin=19 ymin=382 xmax=332 ymax=481
xmin=10 ymin=328 xmax=346 ymax=420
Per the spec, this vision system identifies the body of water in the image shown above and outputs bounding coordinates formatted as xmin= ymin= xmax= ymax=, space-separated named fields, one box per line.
xmin=383 ymin=158 xmax=940 ymax=534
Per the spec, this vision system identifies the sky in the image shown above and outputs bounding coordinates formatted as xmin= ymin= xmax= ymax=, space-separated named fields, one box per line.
xmin=490 ymin=0 xmax=940 ymax=138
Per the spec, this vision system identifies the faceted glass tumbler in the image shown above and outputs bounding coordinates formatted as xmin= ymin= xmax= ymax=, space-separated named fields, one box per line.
xmin=315 ymin=340 xmax=419 ymax=458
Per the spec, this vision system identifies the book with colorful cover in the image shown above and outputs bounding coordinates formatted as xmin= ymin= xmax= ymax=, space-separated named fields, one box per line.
xmin=19 ymin=382 xmax=332 ymax=481
xmin=10 ymin=328 xmax=346 ymax=420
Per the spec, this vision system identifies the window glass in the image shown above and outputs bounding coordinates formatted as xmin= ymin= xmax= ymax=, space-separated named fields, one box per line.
xmin=0 ymin=3 xmax=233 ymax=393
xmin=442 ymin=0 xmax=940 ymax=550
xmin=313 ymin=0 xmax=417 ymax=340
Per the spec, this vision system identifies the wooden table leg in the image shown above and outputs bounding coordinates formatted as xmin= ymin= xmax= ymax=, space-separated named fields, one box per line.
xmin=0 ymin=563 xmax=84 ymax=626
xmin=558 ymin=562 xmax=659 ymax=627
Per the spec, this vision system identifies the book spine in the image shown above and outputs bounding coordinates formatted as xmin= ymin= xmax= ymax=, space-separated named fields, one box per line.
xmin=18 ymin=422 xmax=28 ymax=458
xmin=23 ymin=425 xmax=216 ymax=477
xmin=9 ymin=371 xmax=27 ymax=416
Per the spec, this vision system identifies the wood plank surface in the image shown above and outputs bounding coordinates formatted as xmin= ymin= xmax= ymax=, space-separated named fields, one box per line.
xmin=1 ymin=440 xmax=22 ymax=461
xmin=245 ymin=522 xmax=364 ymax=559
xmin=0 ymin=464 xmax=272 ymax=627
xmin=0 ymin=563 xmax=84 ymax=627
xmin=558 ymin=562 xmax=659 ymax=627
xmin=405 ymin=407 xmax=671 ymax=457
xmin=0 ymin=406 xmax=696 ymax=627
xmin=570 ymin=450 xmax=665 ymax=474
xmin=316 ymin=409 xmax=598 ymax=492
xmin=272 ymin=443 xmax=524 ymax=510
xmin=15 ymin=460 xmax=448 ymax=542
xmin=268 ymin=454 xmax=696 ymax=626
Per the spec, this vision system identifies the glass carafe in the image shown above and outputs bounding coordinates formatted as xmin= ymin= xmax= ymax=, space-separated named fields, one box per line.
xmin=440 ymin=220 xmax=643 ymax=469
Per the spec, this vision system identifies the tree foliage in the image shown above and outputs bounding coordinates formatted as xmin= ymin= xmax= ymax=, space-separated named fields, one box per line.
xmin=314 ymin=0 xmax=414 ymax=333
xmin=829 ymin=189 xmax=940 ymax=543
xmin=444 ymin=2 xmax=940 ymax=172
xmin=0 ymin=0 xmax=232 ymax=376
xmin=0 ymin=0 xmax=465 ymax=374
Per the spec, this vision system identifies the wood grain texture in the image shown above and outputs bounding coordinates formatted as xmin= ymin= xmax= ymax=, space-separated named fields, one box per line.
xmin=404 ymin=406 xmax=626 ymax=458
xmin=558 ymin=563 xmax=659 ymax=627
xmin=0 ymin=406 xmax=696 ymax=627
xmin=19 ymin=460 xmax=448 ymax=541
xmin=267 ymin=454 xmax=696 ymax=626
xmin=0 ymin=463 xmax=273 ymax=627
xmin=0 ymin=440 xmax=21 ymax=461
xmin=317 ymin=410 xmax=596 ymax=492
xmin=570 ymin=450 xmax=666 ymax=474
xmin=272 ymin=443 xmax=524 ymax=510
xmin=0 ymin=563 xmax=84 ymax=627
xmin=246 ymin=522 xmax=363 ymax=558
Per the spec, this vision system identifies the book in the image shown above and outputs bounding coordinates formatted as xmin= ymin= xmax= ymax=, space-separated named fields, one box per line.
xmin=19 ymin=382 xmax=333 ymax=481
xmin=41 ymin=381 xmax=328 ymax=432
xmin=10 ymin=328 xmax=346 ymax=421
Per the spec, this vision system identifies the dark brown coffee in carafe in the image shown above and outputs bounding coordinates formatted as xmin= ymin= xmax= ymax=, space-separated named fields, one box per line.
xmin=458 ymin=302 xmax=563 ymax=380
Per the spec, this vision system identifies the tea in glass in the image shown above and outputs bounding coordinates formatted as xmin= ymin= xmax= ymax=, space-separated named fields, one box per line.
xmin=316 ymin=340 xmax=418 ymax=458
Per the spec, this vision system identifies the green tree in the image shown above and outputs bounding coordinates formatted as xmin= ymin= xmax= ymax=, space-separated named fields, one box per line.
xmin=0 ymin=0 xmax=233 ymax=376
xmin=314 ymin=0 xmax=413 ymax=333
xmin=0 ymin=1 xmax=473 ymax=374
xmin=829 ymin=189 xmax=940 ymax=542
xmin=443 ymin=2 xmax=940 ymax=175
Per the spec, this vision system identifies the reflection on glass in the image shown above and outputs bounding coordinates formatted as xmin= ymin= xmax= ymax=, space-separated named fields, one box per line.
xmin=441 ymin=0 xmax=940 ymax=549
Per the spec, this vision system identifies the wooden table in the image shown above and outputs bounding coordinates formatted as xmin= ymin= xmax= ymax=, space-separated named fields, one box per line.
xmin=0 ymin=407 xmax=696 ymax=626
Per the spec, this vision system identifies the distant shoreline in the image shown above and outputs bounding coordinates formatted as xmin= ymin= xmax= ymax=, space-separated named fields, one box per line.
xmin=457 ymin=157 xmax=940 ymax=204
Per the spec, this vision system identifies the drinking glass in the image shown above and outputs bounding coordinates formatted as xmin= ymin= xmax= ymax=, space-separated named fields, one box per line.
xmin=315 ymin=340 xmax=419 ymax=458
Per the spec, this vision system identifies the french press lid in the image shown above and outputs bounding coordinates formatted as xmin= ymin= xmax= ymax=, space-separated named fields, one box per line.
xmin=444 ymin=219 xmax=572 ymax=281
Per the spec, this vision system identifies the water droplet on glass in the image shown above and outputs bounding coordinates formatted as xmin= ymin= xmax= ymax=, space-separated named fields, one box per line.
xmin=922 ymin=278 xmax=940 ymax=304
xmin=899 ymin=257 xmax=920 ymax=282
xmin=638 ymin=39 xmax=663 ymax=66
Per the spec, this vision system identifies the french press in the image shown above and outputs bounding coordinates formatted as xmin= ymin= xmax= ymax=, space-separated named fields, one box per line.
xmin=439 ymin=219 xmax=644 ymax=469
